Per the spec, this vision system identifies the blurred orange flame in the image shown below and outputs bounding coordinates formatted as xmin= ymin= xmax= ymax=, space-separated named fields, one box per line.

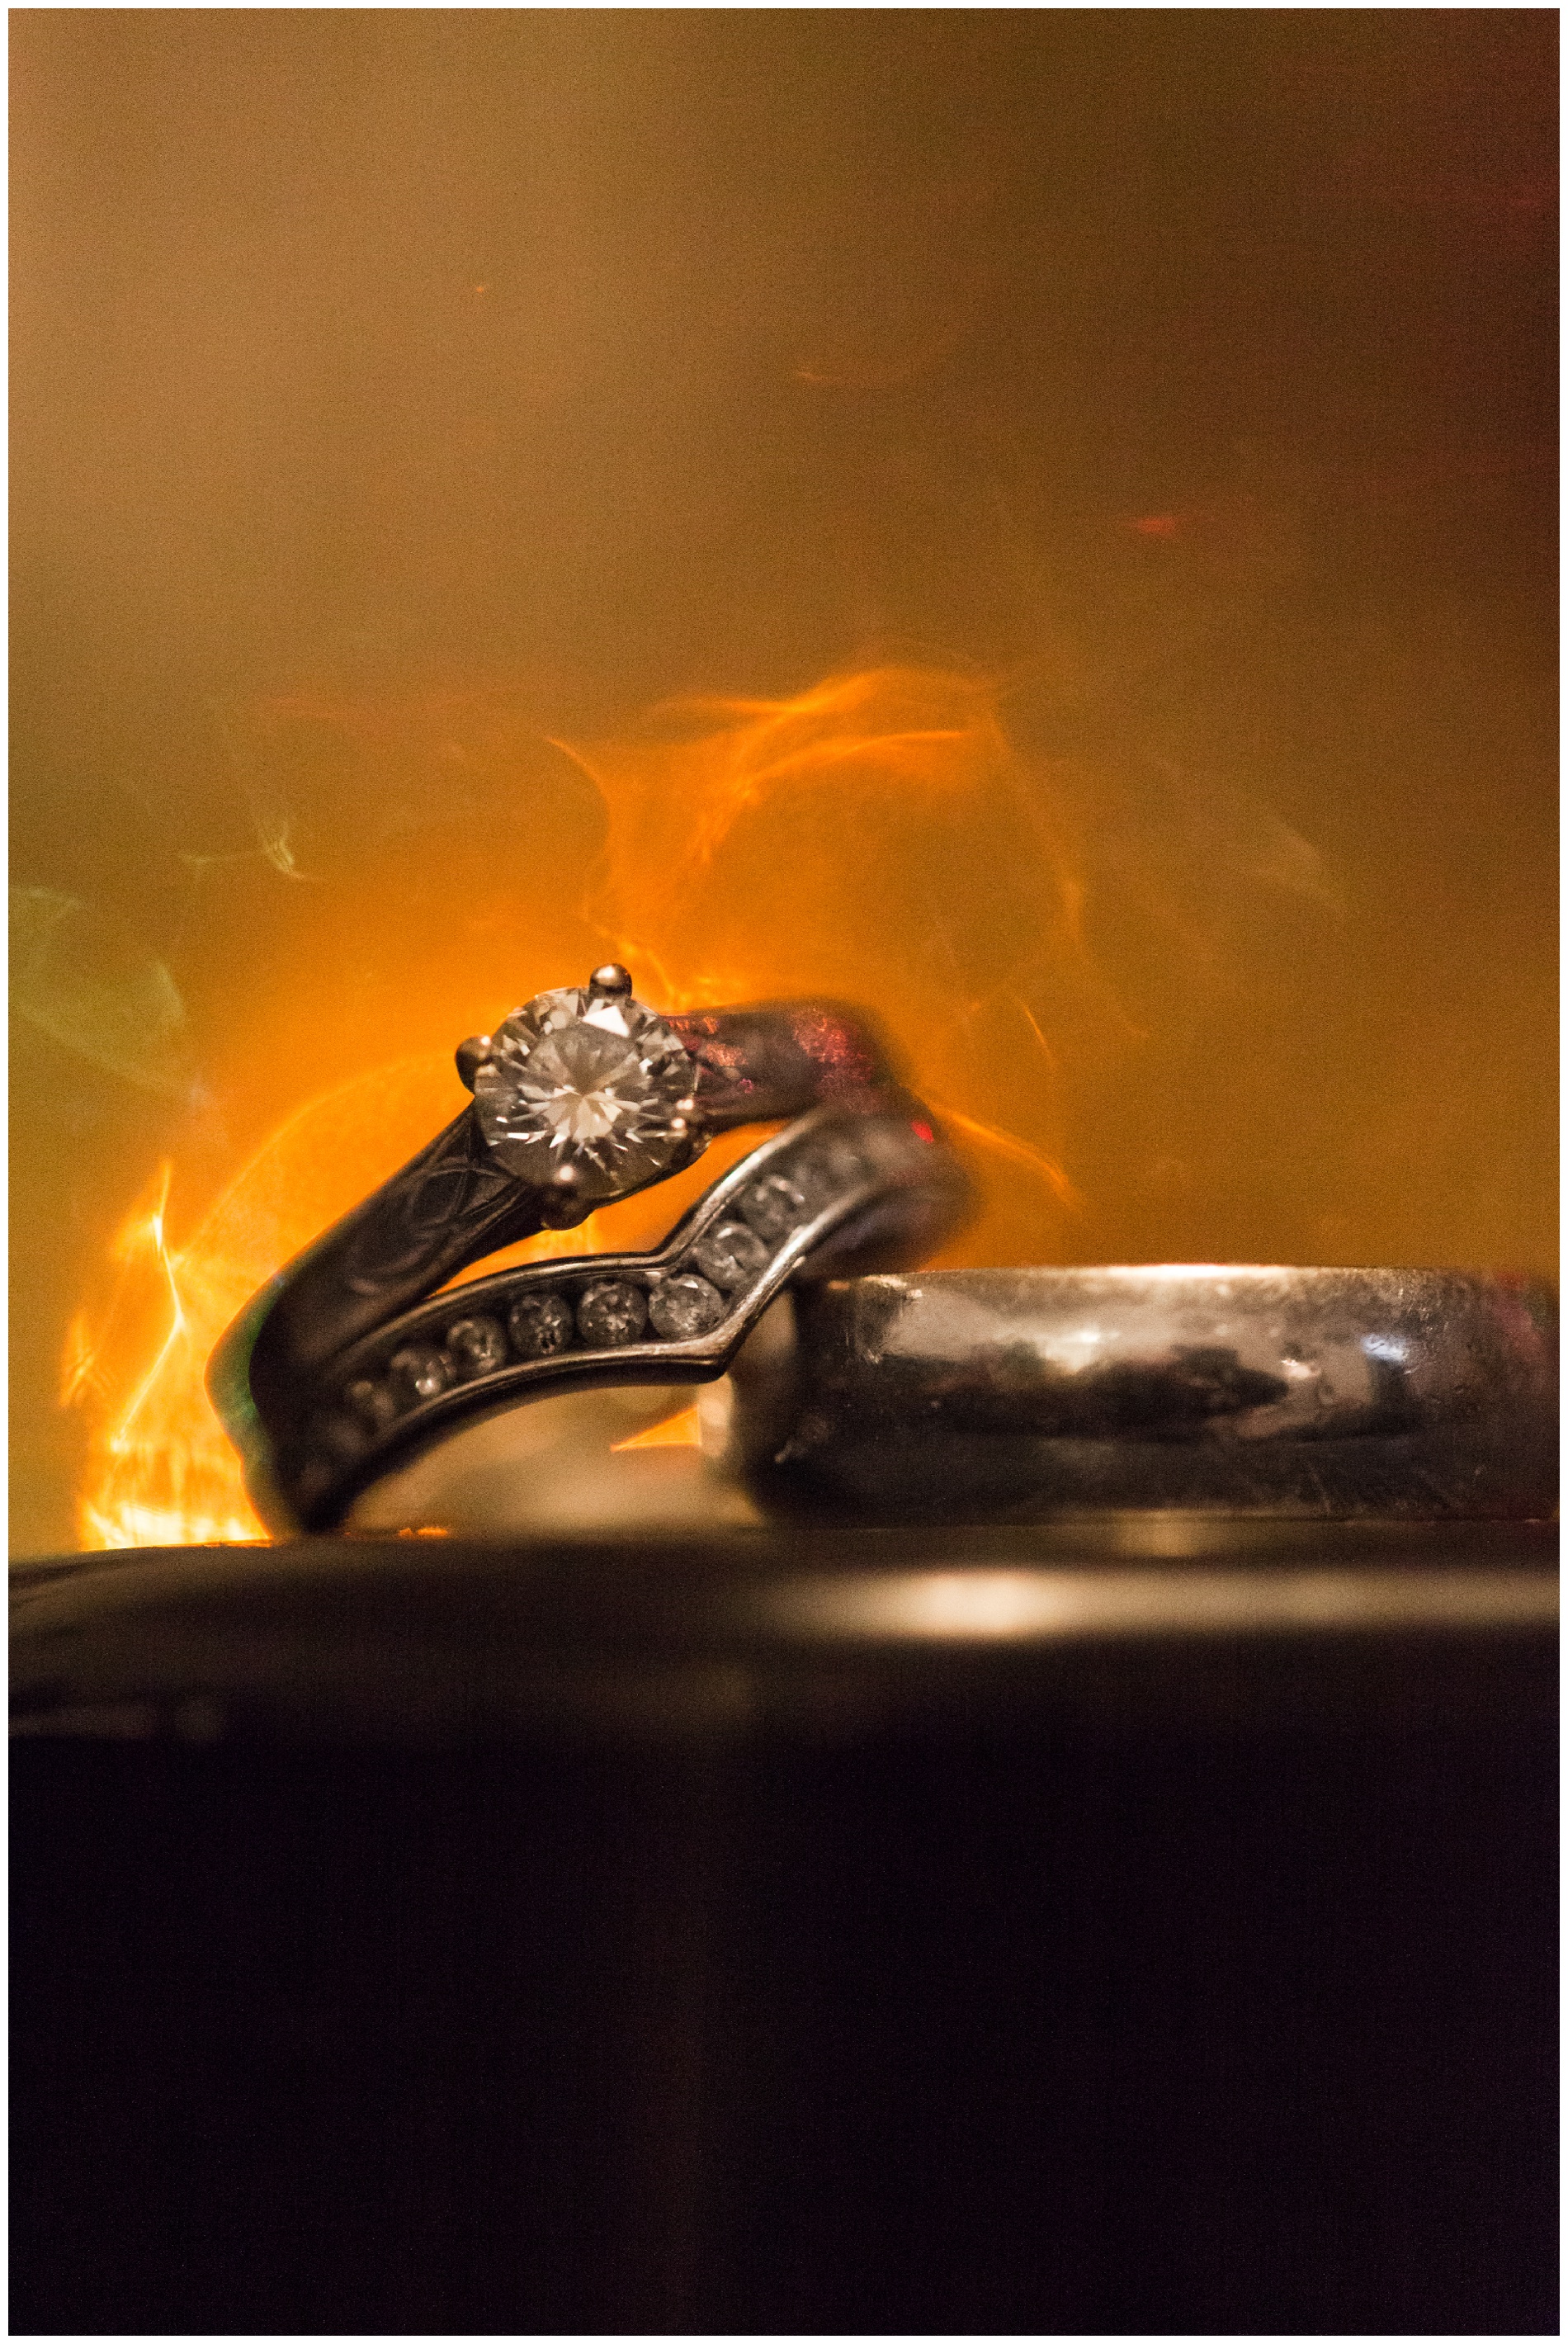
xmin=67 ymin=1164 xmax=267 ymax=1548
xmin=71 ymin=664 xmax=1084 ymax=1547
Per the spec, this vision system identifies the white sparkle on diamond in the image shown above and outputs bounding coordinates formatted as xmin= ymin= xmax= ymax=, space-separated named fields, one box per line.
xmin=473 ymin=986 xmax=697 ymax=1200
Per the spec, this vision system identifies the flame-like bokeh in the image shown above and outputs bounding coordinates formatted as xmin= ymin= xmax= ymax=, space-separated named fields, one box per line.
xmin=22 ymin=13 xmax=1554 ymax=1556
xmin=71 ymin=664 xmax=1106 ymax=1544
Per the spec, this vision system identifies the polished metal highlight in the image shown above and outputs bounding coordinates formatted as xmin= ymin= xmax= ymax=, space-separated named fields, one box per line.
xmin=731 ymin=1266 xmax=1559 ymax=1521
xmin=757 ymin=1562 xmax=1558 ymax=1642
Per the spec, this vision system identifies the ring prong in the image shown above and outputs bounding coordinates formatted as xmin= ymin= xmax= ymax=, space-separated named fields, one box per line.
xmin=588 ymin=962 xmax=634 ymax=997
xmin=456 ymin=1034 xmax=494 ymax=1091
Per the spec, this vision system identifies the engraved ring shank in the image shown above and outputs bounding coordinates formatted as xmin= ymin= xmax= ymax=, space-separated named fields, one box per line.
xmin=207 ymin=987 xmax=966 ymax=1533
xmin=234 ymin=995 xmax=902 ymax=1438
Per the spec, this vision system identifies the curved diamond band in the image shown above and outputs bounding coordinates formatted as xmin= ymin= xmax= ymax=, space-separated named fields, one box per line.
xmin=219 ymin=1101 xmax=969 ymax=1532
xmin=206 ymin=968 xmax=971 ymax=1533
xmin=228 ymin=969 xmax=901 ymax=1417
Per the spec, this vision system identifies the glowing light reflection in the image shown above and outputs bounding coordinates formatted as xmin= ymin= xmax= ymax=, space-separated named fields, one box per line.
xmin=765 ymin=1567 xmax=1558 ymax=1642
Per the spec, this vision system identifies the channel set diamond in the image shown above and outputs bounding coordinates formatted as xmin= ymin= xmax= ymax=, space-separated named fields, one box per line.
xmin=694 ymin=1221 xmax=770 ymax=1290
xmin=648 ymin=1273 xmax=725 ymax=1340
xmin=509 ymin=1290 xmax=574 ymax=1358
xmin=577 ymin=1280 xmax=648 ymax=1347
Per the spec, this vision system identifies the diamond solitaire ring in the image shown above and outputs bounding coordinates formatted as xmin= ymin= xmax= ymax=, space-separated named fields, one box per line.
xmin=207 ymin=967 xmax=971 ymax=1531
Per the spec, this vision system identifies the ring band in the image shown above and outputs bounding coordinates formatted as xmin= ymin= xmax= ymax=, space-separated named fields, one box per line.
xmin=224 ymin=1103 xmax=967 ymax=1532
xmin=236 ymin=973 xmax=900 ymax=1406
xmin=729 ymin=1266 xmax=1559 ymax=1523
xmin=207 ymin=969 xmax=970 ymax=1532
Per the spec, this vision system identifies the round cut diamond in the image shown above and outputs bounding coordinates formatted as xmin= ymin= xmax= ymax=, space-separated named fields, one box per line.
xmin=648 ymin=1273 xmax=725 ymax=1340
xmin=791 ymin=1140 xmax=865 ymax=1203
xmin=346 ymin=1377 xmax=399 ymax=1432
xmin=445 ymin=1316 xmax=508 ymax=1379
xmin=508 ymin=1291 xmax=574 ymax=1358
xmin=577 ymin=1280 xmax=648 ymax=1347
xmin=390 ymin=1344 xmax=451 ymax=1403
xmin=739 ymin=1174 xmax=809 ymax=1241
xmin=694 ymin=1220 xmax=771 ymax=1290
xmin=474 ymin=985 xmax=696 ymax=1200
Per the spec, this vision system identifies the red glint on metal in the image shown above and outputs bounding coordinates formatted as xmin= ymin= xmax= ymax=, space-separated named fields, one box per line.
xmin=792 ymin=1009 xmax=881 ymax=1094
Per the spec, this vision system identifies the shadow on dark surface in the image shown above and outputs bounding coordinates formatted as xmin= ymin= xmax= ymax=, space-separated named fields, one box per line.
xmin=12 ymin=1527 xmax=1557 ymax=2334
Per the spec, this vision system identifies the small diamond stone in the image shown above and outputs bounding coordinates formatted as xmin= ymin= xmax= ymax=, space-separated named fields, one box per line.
xmin=694 ymin=1220 xmax=771 ymax=1290
xmin=791 ymin=1141 xmax=863 ymax=1203
xmin=390 ymin=1344 xmax=452 ymax=1402
xmin=346 ymin=1377 xmax=399 ymax=1432
xmin=446 ymin=1316 xmax=508 ymax=1379
xmin=853 ymin=1120 xmax=916 ymax=1173
xmin=508 ymin=1291 xmax=574 ymax=1358
xmin=577 ymin=1280 xmax=648 ymax=1347
xmin=473 ymin=985 xmax=697 ymax=1201
xmin=648 ymin=1273 xmax=726 ymax=1340
xmin=739 ymin=1174 xmax=809 ymax=1241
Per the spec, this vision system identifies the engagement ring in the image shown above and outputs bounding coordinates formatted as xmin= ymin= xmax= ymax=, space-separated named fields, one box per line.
xmin=209 ymin=968 xmax=971 ymax=1530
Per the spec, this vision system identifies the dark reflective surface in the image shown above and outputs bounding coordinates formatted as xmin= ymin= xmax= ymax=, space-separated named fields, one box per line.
xmin=12 ymin=1524 xmax=1558 ymax=2333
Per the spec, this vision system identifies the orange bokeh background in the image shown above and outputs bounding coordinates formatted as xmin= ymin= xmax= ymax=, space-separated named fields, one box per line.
xmin=14 ymin=15 xmax=1555 ymax=1550
xmin=68 ymin=665 xmax=1093 ymax=1542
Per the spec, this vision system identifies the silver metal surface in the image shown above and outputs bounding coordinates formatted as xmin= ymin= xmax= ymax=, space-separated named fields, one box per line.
xmin=730 ymin=1266 xmax=1558 ymax=1521
xmin=215 ymin=1103 xmax=970 ymax=1536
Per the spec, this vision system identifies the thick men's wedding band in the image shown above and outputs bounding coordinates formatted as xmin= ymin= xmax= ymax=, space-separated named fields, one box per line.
xmin=223 ymin=1101 xmax=969 ymax=1533
xmin=730 ymin=1266 xmax=1559 ymax=1524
